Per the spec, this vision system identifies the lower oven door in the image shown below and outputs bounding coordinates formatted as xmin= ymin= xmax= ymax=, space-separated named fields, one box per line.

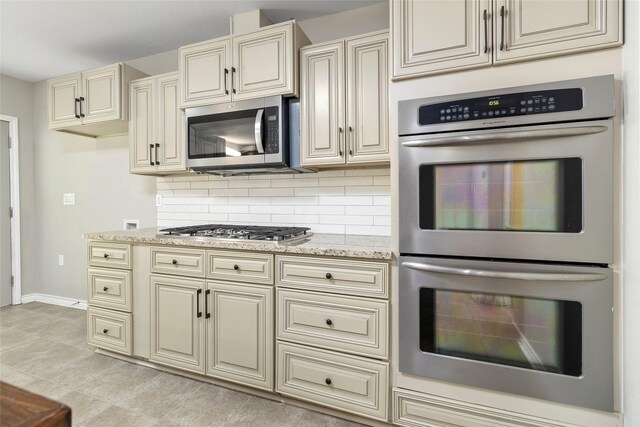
xmin=399 ymin=255 xmax=613 ymax=412
xmin=398 ymin=119 xmax=613 ymax=264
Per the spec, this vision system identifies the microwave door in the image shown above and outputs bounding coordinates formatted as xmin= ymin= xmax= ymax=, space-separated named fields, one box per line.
xmin=254 ymin=109 xmax=264 ymax=154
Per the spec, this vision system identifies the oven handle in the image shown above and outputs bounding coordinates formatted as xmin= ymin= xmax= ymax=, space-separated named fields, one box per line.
xmin=401 ymin=262 xmax=607 ymax=282
xmin=254 ymin=108 xmax=265 ymax=154
xmin=400 ymin=126 xmax=608 ymax=147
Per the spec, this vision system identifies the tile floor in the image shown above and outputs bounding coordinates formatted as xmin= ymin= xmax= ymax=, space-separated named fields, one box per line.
xmin=0 ymin=302 xmax=367 ymax=427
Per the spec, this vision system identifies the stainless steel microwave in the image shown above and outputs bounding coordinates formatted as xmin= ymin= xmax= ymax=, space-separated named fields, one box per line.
xmin=185 ymin=96 xmax=312 ymax=175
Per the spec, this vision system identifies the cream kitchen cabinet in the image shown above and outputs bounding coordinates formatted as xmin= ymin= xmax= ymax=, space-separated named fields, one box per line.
xmin=129 ymin=72 xmax=186 ymax=174
xmin=392 ymin=0 xmax=623 ymax=80
xmin=300 ymin=31 xmax=389 ymax=167
xmin=48 ymin=63 xmax=146 ymax=137
xmin=179 ymin=21 xmax=310 ymax=108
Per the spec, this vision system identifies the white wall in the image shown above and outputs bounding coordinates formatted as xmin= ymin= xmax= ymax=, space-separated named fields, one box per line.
xmin=622 ymin=1 xmax=640 ymax=425
xmin=390 ymin=48 xmax=625 ymax=426
xmin=31 ymin=82 xmax=157 ymax=300
xmin=156 ymin=168 xmax=391 ymax=235
xmin=298 ymin=2 xmax=388 ymax=43
xmin=0 ymin=74 xmax=37 ymax=295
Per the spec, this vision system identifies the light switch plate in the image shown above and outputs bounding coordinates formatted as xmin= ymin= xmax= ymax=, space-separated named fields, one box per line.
xmin=63 ymin=193 xmax=75 ymax=205
xmin=156 ymin=194 xmax=162 ymax=207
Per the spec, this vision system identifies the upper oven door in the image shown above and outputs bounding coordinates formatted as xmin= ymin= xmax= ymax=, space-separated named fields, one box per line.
xmin=399 ymin=119 xmax=613 ymax=264
xmin=186 ymin=97 xmax=285 ymax=169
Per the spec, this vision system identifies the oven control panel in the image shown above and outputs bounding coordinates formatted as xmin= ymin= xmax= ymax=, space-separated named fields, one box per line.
xmin=264 ymin=106 xmax=280 ymax=154
xmin=418 ymin=88 xmax=583 ymax=126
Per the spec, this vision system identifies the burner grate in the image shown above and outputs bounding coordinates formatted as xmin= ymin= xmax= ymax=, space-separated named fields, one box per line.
xmin=159 ymin=224 xmax=310 ymax=241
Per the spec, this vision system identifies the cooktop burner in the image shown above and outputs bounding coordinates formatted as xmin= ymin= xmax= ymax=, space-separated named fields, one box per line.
xmin=158 ymin=224 xmax=311 ymax=242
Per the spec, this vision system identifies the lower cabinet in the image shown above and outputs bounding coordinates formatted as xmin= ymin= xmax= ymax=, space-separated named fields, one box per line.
xmin=150 ymin=274 xmax=274 ymax=389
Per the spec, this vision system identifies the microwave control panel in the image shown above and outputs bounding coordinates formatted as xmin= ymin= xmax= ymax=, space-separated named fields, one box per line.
xmin=264 ymin=106 xmax=280 ymax=154
xmin=418 ymin=88 xmax=584 ymax=126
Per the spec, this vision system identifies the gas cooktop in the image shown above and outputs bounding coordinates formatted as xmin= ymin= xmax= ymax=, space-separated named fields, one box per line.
xmin=158 ymin=224 xmax=311 ymax=242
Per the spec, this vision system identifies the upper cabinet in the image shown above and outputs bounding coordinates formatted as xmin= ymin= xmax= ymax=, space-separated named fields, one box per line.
xmin=392 ymin=0 xmax=623 ymax=80
xmin=129 ymin=72 xmax=186 ymax=174
xmin=179 ymin=21 xmax=310 ymax=108
xmin=300 ymin=31 xmax=389 ymax=167
xmin=48 ymin=63 xmax=147 ymax=137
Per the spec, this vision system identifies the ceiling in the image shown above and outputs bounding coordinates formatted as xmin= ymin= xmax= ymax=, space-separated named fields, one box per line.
xmin=0 ymin=0 xmax=382 ymax=83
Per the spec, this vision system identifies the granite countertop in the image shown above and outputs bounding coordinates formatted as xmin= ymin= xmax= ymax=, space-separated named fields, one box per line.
xmin=84 ymin=228 xmax=393 ymax=260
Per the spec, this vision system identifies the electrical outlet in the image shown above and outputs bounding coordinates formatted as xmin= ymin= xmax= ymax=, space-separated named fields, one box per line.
xmin=156 ymin=194 xmax=162 ymax=207
xmin=124 ymin=219 xmax=140 ymax=230
xmin=58 ymin=255 xmax=64 ymax=266
xmin=63 ymin=193 xmax=75 ymax=205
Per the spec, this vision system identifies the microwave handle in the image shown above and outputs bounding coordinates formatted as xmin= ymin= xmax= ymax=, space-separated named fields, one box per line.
xmin=401 ymin=125 xmax=608 ymax=147
xmin=401 ymin=262 xmax=607 ymax=282
xmin=254 ymin=109 xmax=264 ymax=154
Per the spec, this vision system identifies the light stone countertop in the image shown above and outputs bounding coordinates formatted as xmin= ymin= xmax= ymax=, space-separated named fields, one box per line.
xmin=84 ymin=227 xmax=393 ymax=260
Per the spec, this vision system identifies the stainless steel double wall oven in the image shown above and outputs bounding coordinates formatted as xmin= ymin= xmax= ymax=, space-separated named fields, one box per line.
xmin=398 ymin=75 xmax=616 ymax=412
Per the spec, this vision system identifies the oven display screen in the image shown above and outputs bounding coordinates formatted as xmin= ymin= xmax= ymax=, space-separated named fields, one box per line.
xmin=419 ymin=158 xmax=583 ymax=233
xmin=419 ymin=289 xmax=583 ymax=376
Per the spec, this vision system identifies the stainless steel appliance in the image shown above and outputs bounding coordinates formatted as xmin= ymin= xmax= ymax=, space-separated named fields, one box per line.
xmin=397 ymin=75 xmax=616 ymax=412
xmin=186 ymin=96 xmax=313 ymax=175
xmin=158 ymin=224 xmax=311 ymax=243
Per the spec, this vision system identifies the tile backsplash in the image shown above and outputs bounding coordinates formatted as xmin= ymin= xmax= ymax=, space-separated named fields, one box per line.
xmin=156 ymin=167 xmax=391 ymax=236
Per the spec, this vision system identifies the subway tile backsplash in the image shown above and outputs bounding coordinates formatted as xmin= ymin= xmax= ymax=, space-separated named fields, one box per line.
xmin=156 ymin=167 xmax=391 ymax=236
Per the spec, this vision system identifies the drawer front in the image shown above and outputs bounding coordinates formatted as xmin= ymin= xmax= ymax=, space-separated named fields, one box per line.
xmin=277 ymin=289 xmax=389 ymax=359
xmin=207 ymin=250 xmax=273 ymax=285
xmin=87 ymin=307 xmax=132 ymax=355
xmin=276 ymin=256 xmax=389 ymax=298
xmin=151 ymin=247 xmax=205 ymax=277
xmin=87 ymin=267 xmax=132 ymax=312
xmin=88 ymin=242 xmax=131 ymax=269
xmin=277 ymin=342 xmax=389 ymax=421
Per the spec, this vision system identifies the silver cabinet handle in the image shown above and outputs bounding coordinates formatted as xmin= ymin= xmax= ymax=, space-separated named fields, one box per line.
xmin=401 ymin=126 xmax=608 ymax=147
xmin=254 ymin=109 xmax=264 ymax=154
xmin=402 ymin=262 xmax=607 ymax=282
xmin=500 ymin=5 xmax=506 ymax=51
xmin=483 ymin=9 xmax=488 ymax=54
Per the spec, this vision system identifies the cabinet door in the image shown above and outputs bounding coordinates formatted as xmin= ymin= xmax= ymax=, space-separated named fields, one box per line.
xmin=300 ymin=42 xmax=345 ymax=166
xmin=150 ymin=275 xmax=205 ymax=374
xmin=346 ymin=32 xmax=389 ymax=164
xmin=494 ymin=0 xmax=622 ymax=63
xmin=232 ymin=22 xmax=295 ymax=100
xmin=206 ymin=281 xmax=273 ymax=391
xmin=48 ymin=74 xmax=82 ymax=129
xmin=129 ymin=78 xmax=156 ymax=173
xmin=156 ymin=73 xmax=186 ymax=172
xmin=179 ymin=38 xmax=232 ymax=108
xmin=82 ymin=63 xmax=121 ymax=124
xmin=392 ymin=0 xmax=491 ymax=79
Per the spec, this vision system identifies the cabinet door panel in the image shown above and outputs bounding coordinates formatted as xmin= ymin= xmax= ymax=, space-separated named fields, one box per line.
xmin=392 ymin=0 xmax=491 ymax=79
xmin=347 ymin=33 xmax=389 ymax=164
xmin=300 ymin=42 xmax=345 ymax=166
xmin=48 ymin=74 xmax=82 ymax=128
xmin=206 ymin=281 xmax=273 ymax=391
xmin=150 ymin=275 xmax=205 ymax=374
xmin=494 ymin=0 xmax=623 ymax=63
xmin=129 ymin=79 xmax=155 ymax=173
xmin=180 ymin=38 xmax=232 ymax=108
xmin=157 ymin=74 xmax=185 ymax=171
xmin=232 ymin=23 xmax=294 ymax=100
xmin=82 ymin=64 xmax=121 ymax=123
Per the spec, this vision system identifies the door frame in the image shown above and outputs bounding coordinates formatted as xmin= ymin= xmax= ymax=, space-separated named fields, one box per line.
xmin=0 ymin=115 xmax=22 ymax=305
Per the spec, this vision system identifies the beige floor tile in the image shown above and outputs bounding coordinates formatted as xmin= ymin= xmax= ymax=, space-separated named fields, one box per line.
xmin=116 ymin=372 xmax=204 ymax=419
xmin=0 ymin=325 xmax=40 ymax=351
xmin=226 ymin=395 xmax=307 ymax=426
xmin=296 ymin=409 xmax=370 ymax=427
xmin=46 ymin=351 xmax=128 ymax=388
xmin=8 ymin=339 xmax=93 ymax=379
xmin=19 ymin=377 xmax=71 ymax=400
xmin=0 ymin=365 xmax=42 ymax=388
xmin=78 ymin=404 xmax=158 ymax=427
xmin=57 ymin=390 xmax=111 ymax=426
xmin=74 ymin=361 xmax=162 ymax=403
xmin=158 ymin=382 xmax=252 ymax=426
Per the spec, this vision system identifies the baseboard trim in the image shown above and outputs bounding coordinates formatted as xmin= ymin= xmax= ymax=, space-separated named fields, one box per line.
xmin=21 ymin=293 xmax=87 ymax=310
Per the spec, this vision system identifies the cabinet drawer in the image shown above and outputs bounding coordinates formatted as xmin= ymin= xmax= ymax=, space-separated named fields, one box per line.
xmin=87 ymin=307 xmax=132 ymax=355
xmin=88 ymin=242 xmax=131 ymax=269
xmin=277 ymin=342 xmax=388 ymax=421
xmin=87 ymin=267 xmax=132 ymax=312
xmin=277 ymin=289 xmax=388 ymax=359
xmin=151 ymin=247 xmax=205 ymax=277
xmin=276 ymin=256 xmax=388 ymax=298
xmin=207 ymin=250 xmax=273 ymax=285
